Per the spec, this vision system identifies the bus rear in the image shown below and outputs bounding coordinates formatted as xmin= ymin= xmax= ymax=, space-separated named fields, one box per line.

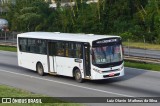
xmin=90 ymin=37 xmax=124 ymax=80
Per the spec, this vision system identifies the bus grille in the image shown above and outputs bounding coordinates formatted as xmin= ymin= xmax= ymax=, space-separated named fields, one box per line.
xmin=102 ymin=69 xmax=119 ymax=73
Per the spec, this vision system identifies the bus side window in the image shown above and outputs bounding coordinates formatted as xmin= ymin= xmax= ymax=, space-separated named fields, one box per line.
xmin=68 ymin=43 xmax=74 ymax=58
xmin=41 ymin=40 xmax=47 ymax=54
xmin=28 ymin=39 xmax=35 ymax=53
xmin=19 ymin=45 xmax=22 ymax=51
xmin=65 ymin=43 xmax=69 ymax=57
xmin=56 ymin=42 xmax=65 ymax=56
xmin=48 ymin=42 xmax=55 ymax=56
xmin=19 ymin=38 xmax=27 ymax=52
xmin=75 ymin=43 xmax=82 ymax=59
xmin=38 ymin=40 xmax=46 ymax=54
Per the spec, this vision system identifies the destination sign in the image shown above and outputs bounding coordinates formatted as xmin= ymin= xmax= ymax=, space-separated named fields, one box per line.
xmin=96 ymin=39 xmax=117 ymax=44
xmin=93 ymin=38 xmax=121 ymax=46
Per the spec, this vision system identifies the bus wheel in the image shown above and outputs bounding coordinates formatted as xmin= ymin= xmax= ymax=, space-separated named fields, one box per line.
xmin=37 ymin=63 xmax=44 ymax=76
xmin=75 ymin=69 xmax=83 ymax=83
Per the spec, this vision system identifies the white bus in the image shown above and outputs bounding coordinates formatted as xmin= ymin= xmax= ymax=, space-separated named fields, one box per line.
xmin=17 ymin=32 xmax=124 ymax=82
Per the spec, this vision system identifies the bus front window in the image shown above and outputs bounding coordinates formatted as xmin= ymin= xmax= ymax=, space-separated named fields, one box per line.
xmin=92 ymin=44 xmax=123 ymax=65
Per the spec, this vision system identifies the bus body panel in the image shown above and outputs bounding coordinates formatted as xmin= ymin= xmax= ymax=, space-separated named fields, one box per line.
xmin=18 ymin=52 xmax=48 ymax=73
xmin=54 ymin=56 xmax=84 ymax=78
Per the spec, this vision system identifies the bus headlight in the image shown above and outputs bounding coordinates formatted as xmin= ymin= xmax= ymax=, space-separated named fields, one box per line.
xmin=118 ymin=66 xmax=124 ymax=71
xmin=93 ymin=68 xmax=102 ymax=74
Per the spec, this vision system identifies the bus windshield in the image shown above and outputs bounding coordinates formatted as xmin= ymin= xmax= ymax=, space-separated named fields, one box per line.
xmin=92 ymin=44 xmax=123 ymax=65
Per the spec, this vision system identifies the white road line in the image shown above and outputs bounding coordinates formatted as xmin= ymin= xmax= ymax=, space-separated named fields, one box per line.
xmin=0 ymin=69 xmax=133 ymax=97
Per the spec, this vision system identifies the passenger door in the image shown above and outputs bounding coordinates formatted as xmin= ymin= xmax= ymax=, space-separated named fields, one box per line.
xmin=48 ymin=42 xmax=56 ymax=73
xmin=83 ymin=43 xmax=91 ymax=77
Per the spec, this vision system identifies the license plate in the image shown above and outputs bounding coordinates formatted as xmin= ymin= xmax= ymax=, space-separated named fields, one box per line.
xmin=109 ymin=73 xmax=115 ymax=77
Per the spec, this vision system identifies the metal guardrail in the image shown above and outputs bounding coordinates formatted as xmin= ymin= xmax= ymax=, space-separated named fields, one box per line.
xmin=0 ymin=32 xmax=18 ymax=46
xmin=0 ymin=42 xmax=17 ymax=47
xmin=124 ymin=55 xmax=160 ymax=64
xmin=124 ymin=46 xmax=160 ymax=64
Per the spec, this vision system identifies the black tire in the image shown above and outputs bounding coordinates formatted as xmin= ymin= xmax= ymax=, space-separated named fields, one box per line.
xmin=36 ymin=63 xmax=44 ymax=76
xmin=74 ymin=69 xmax=83 ymax=83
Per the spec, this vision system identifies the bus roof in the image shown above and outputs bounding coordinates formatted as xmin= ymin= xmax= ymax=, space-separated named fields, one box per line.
xmin=17 ymin=32 xmax=120 ymax=43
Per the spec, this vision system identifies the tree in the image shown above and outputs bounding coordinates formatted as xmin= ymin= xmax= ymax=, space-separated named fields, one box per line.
xmin=6 ymin=0 xmax=51 ymax=31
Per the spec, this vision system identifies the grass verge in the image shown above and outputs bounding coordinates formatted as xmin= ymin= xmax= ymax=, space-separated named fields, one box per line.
xmin=0 ymin=45 xmax=17 ymax=52
xmin=125 ymin=61 xmax=160 ymax=71
xmin=123 ymin=42 xmax=160 ymax=50
xmin=0 ymin=85 xmax=81 ymax=106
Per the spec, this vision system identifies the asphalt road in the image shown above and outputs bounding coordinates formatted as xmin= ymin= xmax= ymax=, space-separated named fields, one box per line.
xmin=124 ymin=47 xmax=160 ymax=59
xmin=0 ymin=51 xmax=160 ymax=106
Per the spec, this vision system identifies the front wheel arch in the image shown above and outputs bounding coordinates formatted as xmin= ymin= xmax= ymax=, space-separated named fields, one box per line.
xmin=74 ymin=68 xmax=84 ymax=83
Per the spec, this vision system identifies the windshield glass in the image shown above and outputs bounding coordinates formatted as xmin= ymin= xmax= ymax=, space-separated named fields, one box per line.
xmin=92 ymin=44 xmax=123 ymax=65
